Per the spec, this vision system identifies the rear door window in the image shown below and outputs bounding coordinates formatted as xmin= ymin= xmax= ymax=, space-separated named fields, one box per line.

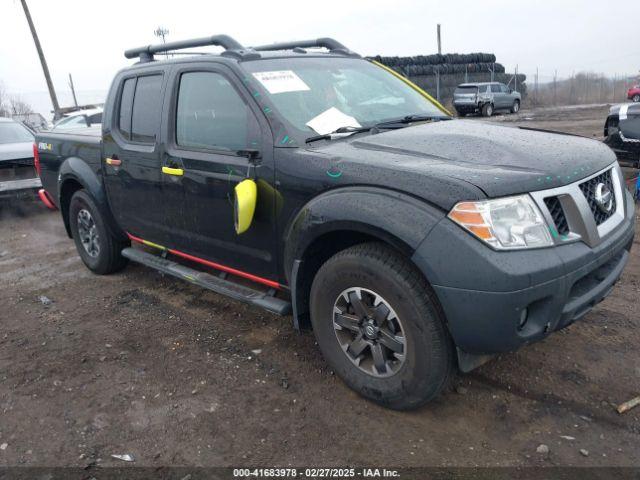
xmin=118 ymin=78 xmax=136 ymax=139
xmin=131 ymin=75 xmax=163 ymax=143
xmin=490 ymin=84 xmax=500 ymax=93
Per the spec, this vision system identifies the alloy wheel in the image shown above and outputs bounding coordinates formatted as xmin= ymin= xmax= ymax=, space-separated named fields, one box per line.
xmin=77 ymin=209 xmax=100 ymax=258
xmin=332 ymin=287 xmax=406 ymax=378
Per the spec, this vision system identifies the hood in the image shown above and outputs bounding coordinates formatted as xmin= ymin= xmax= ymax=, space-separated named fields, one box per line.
xmin=339 ymin=120 xmax=616 ymax=198
xmin=0 ymin=142 xmax=33 ymax=162
xmin=609 ymin=103 xmax=640 ymax=117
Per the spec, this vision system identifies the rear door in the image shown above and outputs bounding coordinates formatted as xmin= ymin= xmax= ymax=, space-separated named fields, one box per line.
xmin=160 ymin=63 xmax=278 ymax=279
xmin=103 ymin=70 xmax=167 ymax=241
xmin=490 ymin=84 xmax=503 ymax=107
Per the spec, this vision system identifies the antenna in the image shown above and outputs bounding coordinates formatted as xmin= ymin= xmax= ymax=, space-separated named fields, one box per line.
xmin=154 ymin=27 xmax=170 ymax=58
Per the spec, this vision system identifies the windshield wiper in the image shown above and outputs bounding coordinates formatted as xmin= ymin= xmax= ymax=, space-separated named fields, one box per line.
xmin=305 ymin=126 xmax=371 ymax=144
xmin=304 ymin=115 xmax=451 ymax=144
xmin=374 ymin=114 xmax=451 ymax=128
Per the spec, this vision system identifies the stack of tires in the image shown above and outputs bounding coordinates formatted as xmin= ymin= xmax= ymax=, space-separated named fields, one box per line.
xmin=370 ymin=52 xmax=527 ymax=107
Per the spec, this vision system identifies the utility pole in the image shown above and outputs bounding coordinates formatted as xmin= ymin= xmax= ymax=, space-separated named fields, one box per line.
xmin=20 ymin=0 xmax=61 ymax=120
xmin=437 ymin=24 xmax=442 ymax=55
xmin=553 ymin=70 xmax=557 ymax=106
xmin=68 ymin=73 xmax=78 ymax=109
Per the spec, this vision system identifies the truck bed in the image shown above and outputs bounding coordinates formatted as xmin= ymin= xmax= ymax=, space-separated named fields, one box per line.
xmin=35 ymin=126 xmax=103 ymax=206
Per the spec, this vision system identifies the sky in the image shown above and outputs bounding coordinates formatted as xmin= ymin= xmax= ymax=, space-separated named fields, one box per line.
xmin=1 ymin=0 xmax=639 ymax=115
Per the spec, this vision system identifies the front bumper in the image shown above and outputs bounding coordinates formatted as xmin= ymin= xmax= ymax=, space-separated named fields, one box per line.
xmin=604 ymin=133 xmax=640 ymax=165
xmin=412 ymin=188 xmax=635 ymax=360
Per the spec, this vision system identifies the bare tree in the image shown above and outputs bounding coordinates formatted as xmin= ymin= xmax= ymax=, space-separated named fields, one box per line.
xmin=0 ymin=82 xmax=10 ymax=117
xmin=9 ymin=96 xmax=34 ymax=115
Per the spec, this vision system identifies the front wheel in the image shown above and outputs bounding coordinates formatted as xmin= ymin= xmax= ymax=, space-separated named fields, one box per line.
xmin=481 ymin=103 xmax=494 ymax=117
xmin=511 ymin=100 xmax=520 ymax=113
xmin=310 ymin=243 xmax=454 ymax=410
xmin=69 ymin=189 xmax=129 ymax=274
xmin=633 ymin=94 xmax=640 ymax=103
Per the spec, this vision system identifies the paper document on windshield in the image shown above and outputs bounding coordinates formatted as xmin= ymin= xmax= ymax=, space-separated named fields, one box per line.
xmin=252 ymin=70 xmax=310 ymax=94
xmin=306 ymin=107 xmax=362 ymax=135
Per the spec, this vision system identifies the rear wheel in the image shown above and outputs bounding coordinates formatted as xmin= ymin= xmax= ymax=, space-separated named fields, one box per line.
xmin=481 ymin=103 xmax=494 ymax=117
xmin=310 ymin=243 xmax=454 ymax=410
xmin=633 ymin=94 xmax=640 ymax=103
xmin=511 ymin=100 xmax=520 ymax=113
xmin=69 ymin=190 xmax=128 ymax=274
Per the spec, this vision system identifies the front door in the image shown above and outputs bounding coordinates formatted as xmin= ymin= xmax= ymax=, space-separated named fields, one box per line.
xmin=160 ymin=65 xmax=278 ymax=280
xmin=499 ymin=84 xmax=512 ymax=108
xmin=490 ymin=83 xmax=504 ymax=108
xmin=103 ymin=71 xmax=167 ymax=242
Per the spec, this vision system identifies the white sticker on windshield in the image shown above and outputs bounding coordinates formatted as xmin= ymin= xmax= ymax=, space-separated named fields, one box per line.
xmin=252 ymin=70 xmax=310 ymax=94
xmin=306 ymin=107 xmax=362 ymax=135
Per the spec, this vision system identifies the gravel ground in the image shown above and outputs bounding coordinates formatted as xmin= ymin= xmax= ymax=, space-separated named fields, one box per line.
xmin=0 ymin=104 xmax=638 ymax=469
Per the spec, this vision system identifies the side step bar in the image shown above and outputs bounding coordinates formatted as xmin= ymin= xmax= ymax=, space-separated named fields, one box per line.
xmin=121 ymin=247 xmax=292 ymax=316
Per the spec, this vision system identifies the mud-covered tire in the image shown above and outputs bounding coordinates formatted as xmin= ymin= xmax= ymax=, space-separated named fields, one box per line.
xmin=481 ymin=103 xmax=494 ymax=117
xmin=510 ymin=100 xmax=520 ymax=113
xmin=69 ymin=190 xmax=128 ymax=275
xmin=309 ymin=242 xmax=454 ymax=410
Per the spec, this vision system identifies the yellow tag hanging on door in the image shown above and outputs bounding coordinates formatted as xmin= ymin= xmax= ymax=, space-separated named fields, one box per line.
xmin=234 ymin=178 xmax=257 ymax=234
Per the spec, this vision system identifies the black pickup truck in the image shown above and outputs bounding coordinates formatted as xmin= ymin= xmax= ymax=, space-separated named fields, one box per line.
xmin=36 ymin=35 xmax=635 ymax=410
xmin=605 ymin=102 xmax=640 ymax=168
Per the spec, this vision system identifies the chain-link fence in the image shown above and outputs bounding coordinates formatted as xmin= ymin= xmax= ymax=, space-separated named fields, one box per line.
xmin=525 ymin=70 xmax=639 ymax=107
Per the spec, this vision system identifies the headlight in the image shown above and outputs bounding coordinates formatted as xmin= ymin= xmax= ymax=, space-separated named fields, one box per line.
xmin=448 ymin=195 xmax=553 ymax=250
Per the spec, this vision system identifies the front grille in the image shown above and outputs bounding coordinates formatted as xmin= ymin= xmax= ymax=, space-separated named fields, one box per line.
xmin=544 ymin=196 xmax=569 ymax=236
xmin=579 ymin=169 xmax=617 ymax=225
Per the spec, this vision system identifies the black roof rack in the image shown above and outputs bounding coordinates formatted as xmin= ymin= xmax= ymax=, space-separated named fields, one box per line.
xmin=124 ymin=35 xmax=359 ymax=63
xmin=253 ymin=38 xmax=360 ymax=57
xmin=124 ymin=34 xmax=250 ymax=62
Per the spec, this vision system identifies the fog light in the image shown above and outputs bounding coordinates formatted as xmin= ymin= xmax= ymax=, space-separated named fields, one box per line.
xmin=518 ymin=308 xmax=529 ymax=330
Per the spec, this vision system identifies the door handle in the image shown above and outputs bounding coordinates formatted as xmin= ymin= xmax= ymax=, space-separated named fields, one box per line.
xmin=162 ymin=166 xmax=184 ymax=176
xmin=105 ymin=157 xmax=122 ymax=166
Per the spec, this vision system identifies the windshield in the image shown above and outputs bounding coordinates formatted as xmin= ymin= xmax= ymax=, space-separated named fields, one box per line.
xmin=241 ymin=57 xmax=446 ymax=137
xmin=0 ymin=122 xmax=34 ymax=144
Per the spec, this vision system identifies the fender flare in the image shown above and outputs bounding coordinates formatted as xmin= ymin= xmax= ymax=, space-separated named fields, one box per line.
xmin=58 ymin=157 xmax=125 ymax=240
xmin=283 ymin=186 xmax=446 ymax=328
